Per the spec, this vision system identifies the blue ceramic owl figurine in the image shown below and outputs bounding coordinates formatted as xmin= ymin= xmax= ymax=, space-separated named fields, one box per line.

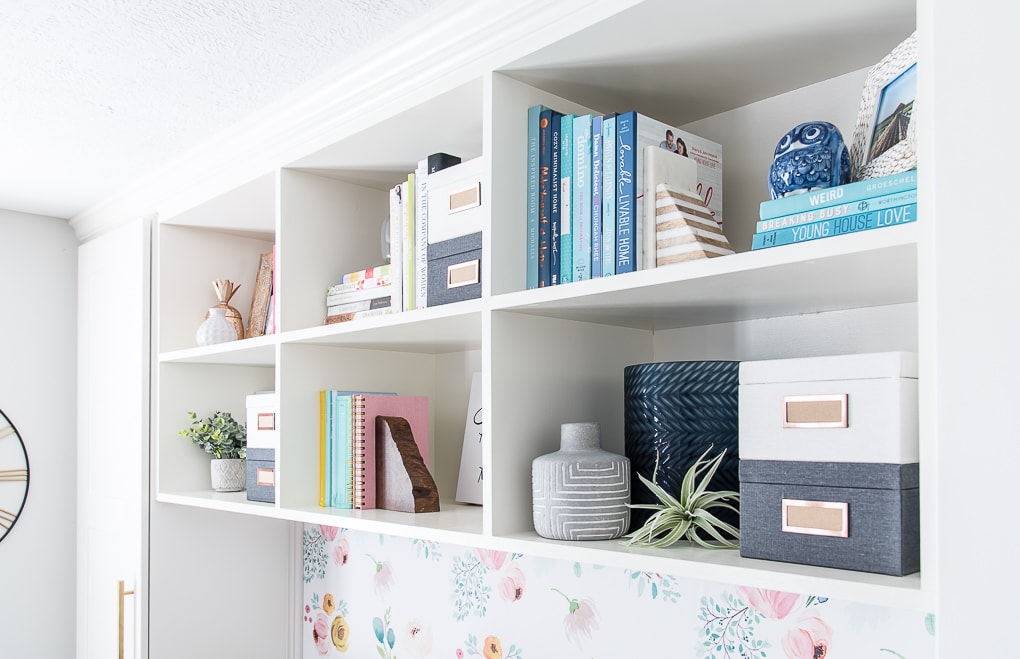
xmin=768 ymin=121 xmax=850 ymax=199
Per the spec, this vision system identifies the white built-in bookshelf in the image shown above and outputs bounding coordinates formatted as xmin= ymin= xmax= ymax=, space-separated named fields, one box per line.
xmin=153 ymin=0 xmax=925 ymax=624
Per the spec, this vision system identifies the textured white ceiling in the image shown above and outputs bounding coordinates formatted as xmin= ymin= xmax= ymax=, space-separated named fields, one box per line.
xmin=0 ymin=0 xmax=441 ymax=220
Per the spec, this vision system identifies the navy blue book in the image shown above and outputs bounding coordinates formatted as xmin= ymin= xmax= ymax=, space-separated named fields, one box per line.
xmin=615 ymin=111 xmax=637 ymax=274
xmin=550 ymin=112 xmax=562 ymax=285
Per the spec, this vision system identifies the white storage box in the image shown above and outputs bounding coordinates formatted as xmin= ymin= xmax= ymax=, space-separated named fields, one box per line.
xmin=427 ymin=157 xmax=484 ymax=244
xmin=739 ymin=352 xmax=918 ymax=464
xmin=246 ymin=392 xmax=279 ymax=451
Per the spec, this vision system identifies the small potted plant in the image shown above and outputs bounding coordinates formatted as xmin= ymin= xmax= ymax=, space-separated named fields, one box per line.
xmin=179 ymin=410 xmax=247 ymax=492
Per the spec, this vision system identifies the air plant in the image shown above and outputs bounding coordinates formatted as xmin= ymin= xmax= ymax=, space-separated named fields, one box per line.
xmin=621 ymin=448 xmax=740 ymax=549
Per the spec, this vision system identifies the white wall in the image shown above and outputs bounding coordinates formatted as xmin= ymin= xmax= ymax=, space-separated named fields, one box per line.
xmin=0 ymin=209 xmax=78 ymax=658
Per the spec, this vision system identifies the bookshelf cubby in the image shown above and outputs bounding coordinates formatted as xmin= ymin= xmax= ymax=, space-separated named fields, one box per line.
xmin=152 ymin=0 xmax=926 ymax=629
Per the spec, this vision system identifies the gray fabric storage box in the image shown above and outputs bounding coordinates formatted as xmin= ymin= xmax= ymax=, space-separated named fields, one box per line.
xmin=739 ymin=460 xmax=919 ymax=576
xmin=245 ymin=448 xmax=276 ymax=503
xmin=427 ymin=231 xmax=481 ymax=307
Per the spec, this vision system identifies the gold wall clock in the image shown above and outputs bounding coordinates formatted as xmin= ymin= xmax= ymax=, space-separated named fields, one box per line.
xmin=0 ymin=408 xmax=30 ymax=543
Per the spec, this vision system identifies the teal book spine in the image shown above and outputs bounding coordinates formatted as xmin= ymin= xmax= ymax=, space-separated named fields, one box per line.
xmin=559 ymin=114 xmax=575 ymax=284
xmin=572 ymin=114 xmax=592 ymax=281
xmin=590 ymin=114 xmax=603 ymax=278
xmin=752 ymin=202 xmax=916 ymax=249
xmin=601 ymin=113 xmax=617 ymax=276
xmin=759 ymin=169 xmax=918 ymax=220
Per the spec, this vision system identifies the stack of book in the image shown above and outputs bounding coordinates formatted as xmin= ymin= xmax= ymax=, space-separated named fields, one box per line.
xmin=526 ymin=104 xmax=724 ymax=289
xmin=324 ymin=264 xmax=397 ymax=324
xmin=752 ymin=170 xmax=918 ymax=250
xmin=319 ymin=390 xmax=431 ymax=511
xmin=387 ymin=152 xmax=464 ymax=314
xmin=324 ymin=152 xmax=469 ymax=325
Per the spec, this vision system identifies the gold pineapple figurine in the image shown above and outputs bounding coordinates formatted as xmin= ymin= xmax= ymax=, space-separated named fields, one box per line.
xmin=208 ymin=279 xmax=244 ymax=340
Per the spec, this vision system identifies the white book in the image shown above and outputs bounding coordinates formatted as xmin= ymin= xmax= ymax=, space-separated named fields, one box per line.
xmin=415 ymin=159 xmax=429 ymax=310
xmin=388 ymin=184 xmax=405 ymax=312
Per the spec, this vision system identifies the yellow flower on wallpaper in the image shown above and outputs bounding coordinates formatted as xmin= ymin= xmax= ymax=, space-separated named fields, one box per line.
xmin=323 ymin=593 xmax=335 ymax=615
xmin=331 ymin=614 xmax=350 ymax=652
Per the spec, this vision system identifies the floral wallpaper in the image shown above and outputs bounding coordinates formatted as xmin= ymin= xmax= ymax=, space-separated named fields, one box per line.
xmin=303 ymin=525 xmax=934 ymax=658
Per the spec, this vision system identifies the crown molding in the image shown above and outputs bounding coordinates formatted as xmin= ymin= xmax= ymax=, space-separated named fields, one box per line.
xmin=70 ymin=0 xmax=639 ymax=242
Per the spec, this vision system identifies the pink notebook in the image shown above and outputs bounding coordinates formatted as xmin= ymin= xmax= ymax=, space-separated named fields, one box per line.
xmin=351 ymin=394 xmax=429 ymax=509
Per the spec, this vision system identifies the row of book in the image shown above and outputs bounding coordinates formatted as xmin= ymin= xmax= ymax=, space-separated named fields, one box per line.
xmin=324 ymin=152 xmax=482 ymax=324
xmin=526 ymin=105 xmax=725 ymax=289
xmin=752 ymin=169 xmax=918 ymax=250
xmin=319 ymin=390 xmax=430 ymax=511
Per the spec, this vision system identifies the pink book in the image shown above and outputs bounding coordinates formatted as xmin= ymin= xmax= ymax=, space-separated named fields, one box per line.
xmin=351 ymin=394 xmax=429 ymax=509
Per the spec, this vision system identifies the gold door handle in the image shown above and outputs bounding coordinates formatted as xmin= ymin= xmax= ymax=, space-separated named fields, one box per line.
xmin=118 ymin=580 xmax=136 ymax=659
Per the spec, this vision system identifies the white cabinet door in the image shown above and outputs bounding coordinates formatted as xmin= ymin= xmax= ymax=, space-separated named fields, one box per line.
xmin=76 ymin=218 xmax=150 ymax=659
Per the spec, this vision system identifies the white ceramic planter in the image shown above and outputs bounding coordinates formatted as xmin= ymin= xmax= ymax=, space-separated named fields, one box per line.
xmin=211 ymin=458 xmax=246 ymax=492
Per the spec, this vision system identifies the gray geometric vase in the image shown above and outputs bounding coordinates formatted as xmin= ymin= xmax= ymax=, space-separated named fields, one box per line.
xmin=624 ymin=361 xmax=740 ymax=531
xmin=532 ymin=422 xmax=630 ymax=541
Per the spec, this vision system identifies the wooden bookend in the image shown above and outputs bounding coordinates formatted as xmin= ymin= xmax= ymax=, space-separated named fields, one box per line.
xmin=376 ymin=416 xmax=440 ymax=513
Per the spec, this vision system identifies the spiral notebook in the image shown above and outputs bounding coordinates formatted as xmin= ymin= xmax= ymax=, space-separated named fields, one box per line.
xmin=351 ymin=394 xmax=429 ymax=510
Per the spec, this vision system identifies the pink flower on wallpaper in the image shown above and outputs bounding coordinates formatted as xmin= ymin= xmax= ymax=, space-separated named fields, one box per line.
xmin=738 ymin=586 xmax=800 ymax=620
xmin=403 ymin=617 xmax=433 ymax=657
xmin=311 ymin=613 xmax=330 ymax=656
xmin=317 ymin=525 xmax=339 ymax=542
xmin=552 ymin=588 xmax=599 ymax=646
xmin=782 ymin=614 xmax=833 ymax=659
xmin=334 ymin=537 xmax=350 ymax=565
xmin=367 ymin=554 xmax=394 ymax=594
xmin=476 ymin=548 xmax=508 ymax=570
xmin=499 ymin=566 xmax=526 ymax=602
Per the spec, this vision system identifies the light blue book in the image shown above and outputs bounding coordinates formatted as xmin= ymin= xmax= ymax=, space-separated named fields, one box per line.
xmin=590 ymin=114 xmax=603 ymax=278
xmin=752 ymin=202 xmax=916 ymax=250
xmin=572 ymin=114 xmax=592 ymax=281
xmin=331 ymin=391 xmax=351 ymax=509
xmin=759 ymin=169 xmax=918 ymax=220
xmin=601 ymin=113 xmax=617 ymax=276
xmin=559 ymin=114 xmax=575 ymax=284
xmin=755 ymin=189 xmax=917 ymax=233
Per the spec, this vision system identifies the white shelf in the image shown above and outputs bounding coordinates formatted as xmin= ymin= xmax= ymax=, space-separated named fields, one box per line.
xmin=159 ymin=335 xmax=277 ymax=366
xmin=157 ymin=491 xmax=483 ymax=543
xmin=493 ymin=223 xmax=917 ymax=330
xmin=285 ymin=300 xmax=484 ymax=354
xmin=496 ymin=531 xmax=923 ymax=611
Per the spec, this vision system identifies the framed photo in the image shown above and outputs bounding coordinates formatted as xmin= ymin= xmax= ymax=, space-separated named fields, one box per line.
xmin=849 ymin=31 xmax=917 ymax=181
